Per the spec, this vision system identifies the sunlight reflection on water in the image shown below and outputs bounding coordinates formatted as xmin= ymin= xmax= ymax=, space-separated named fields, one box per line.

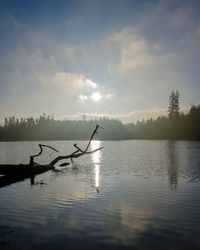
xmin=91 ymin=141 xmax=101 ymax=188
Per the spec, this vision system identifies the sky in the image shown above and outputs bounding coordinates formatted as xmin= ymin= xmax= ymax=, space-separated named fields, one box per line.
xmin=0 ymin=0 xmax=200 ymax=123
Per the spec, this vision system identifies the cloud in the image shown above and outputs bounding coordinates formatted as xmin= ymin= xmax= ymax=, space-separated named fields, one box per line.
xmin=102 ymin=3 xmax=200 ymax=109
xmin=59 ymin=107 xmax=168 ymax=123
xmin=106 ymin=94 xmax=114 ymax=98
xmin=39 ymin=72 xmax=98 ymax=94
xmin=43 ymin=72 xmax=84 ymax=89
xmin=0 ymin=32 xmax=101 ymax=118
xmin=1 ymin=43 xmax=98 ymax=95
xmin=107 ymin=27 xmax=155 ymax=74
xmin=84 ymin=79 xmax=97 ymax=89
xmin=79 ymin=95 xmax=88 ymax=102
xmin=116 ymin=109 xmax=167 ymax=123
xmin=1 ymin=1 xmax=200 ymax=120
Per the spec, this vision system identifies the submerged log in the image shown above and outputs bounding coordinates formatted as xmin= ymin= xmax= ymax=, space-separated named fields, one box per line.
xmin=0 ymin=163 xmax=53 ymax=188
xmin=0 ymin=163 xmax=53 ymax=176
xmin=0 ymin=125 xmax=103 ymax=188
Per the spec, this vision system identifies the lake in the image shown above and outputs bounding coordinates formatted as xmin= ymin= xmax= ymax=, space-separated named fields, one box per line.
xmin=0 ymin=140 xmax=200 ymax=250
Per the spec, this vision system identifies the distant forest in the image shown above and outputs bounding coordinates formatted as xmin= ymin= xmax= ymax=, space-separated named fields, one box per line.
xmin=0 ymin=91 xmax=200 ymax=141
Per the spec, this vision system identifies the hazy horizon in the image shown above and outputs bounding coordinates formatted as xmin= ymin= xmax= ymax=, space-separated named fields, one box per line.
xmin=0 ymin=108 xmax=167 ymax=125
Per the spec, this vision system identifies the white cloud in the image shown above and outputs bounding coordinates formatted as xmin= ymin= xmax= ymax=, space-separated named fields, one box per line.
xmin=4 ymin=46 xmax=98 ymax=94
xmin=84 ymin=79 xmax=97 ymax=88
xmin=116 ymin=109 xmax=167 ymax=123
xmin=79 ymin=95 xmax=88 ymax=102
xmin=59 ymin=108 xmax=168 ymax=123
xmin=39 ymin=72 xmax=98 ymax=94
xmin=106 ymin=94 xmax=114 ymax=98
xmin=107 ymin=28 xmax=155 ymax=74
xmin=52 ymin=72 xmax=85 ymax=89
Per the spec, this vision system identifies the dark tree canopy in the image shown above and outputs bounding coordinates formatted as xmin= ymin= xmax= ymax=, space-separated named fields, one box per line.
xmin=168 ymin=90 xmax=180 ymax=119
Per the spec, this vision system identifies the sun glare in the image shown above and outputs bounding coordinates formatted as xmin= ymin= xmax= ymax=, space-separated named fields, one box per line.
xmin=91 ymin=92 xmax=102 ymax=102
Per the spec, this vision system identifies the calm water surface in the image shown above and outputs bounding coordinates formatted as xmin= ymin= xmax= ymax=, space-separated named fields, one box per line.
xmin=0 ymin=140 xmax=200 ymax=250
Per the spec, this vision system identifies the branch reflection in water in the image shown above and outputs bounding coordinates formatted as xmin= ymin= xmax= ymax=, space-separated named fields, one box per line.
xmin=90 ymin=141 xmax=102 ymax=191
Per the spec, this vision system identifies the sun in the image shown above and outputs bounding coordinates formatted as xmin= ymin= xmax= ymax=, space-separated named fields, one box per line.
xmin=91 ymin=92 xmax=102 ymax=102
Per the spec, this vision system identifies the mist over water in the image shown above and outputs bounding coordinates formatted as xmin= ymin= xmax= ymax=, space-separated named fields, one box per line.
xmin=0 ymin=140 xmax=200 ymax=249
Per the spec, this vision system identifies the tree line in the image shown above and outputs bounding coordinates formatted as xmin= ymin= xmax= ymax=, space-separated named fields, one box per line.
xmin=0 ymin=91 xmax=200 ymax=141
xmin=126 ymin=90 xmax=200 ymax=140
xmin=0 ymin=115 xmax=131 ymax=141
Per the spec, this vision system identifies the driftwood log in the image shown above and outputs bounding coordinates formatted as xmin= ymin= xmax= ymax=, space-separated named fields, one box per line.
xmin=30 ymin=124 xmax=103 ymax=166
xmin=0 ymin=125 xmax=103 ymax=188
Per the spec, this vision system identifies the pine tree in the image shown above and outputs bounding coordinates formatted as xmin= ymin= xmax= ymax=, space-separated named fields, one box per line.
xmin=168 ymin=90 xmax=180 ymax=119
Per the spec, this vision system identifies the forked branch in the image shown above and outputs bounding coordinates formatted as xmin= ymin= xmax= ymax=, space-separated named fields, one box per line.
xmin=50 ymin=125 xmax=103 ymax=166
xmin=29 ymin=125 xmax=103 ymax=167
xmin=30 ymin=144 xmax=59 ymax=165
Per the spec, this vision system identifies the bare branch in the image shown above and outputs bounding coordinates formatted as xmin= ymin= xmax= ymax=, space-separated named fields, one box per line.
xmin=85 ymin=147 xmax=104 ymax=154
xmin=73 ymin=143 xmax=84 ymax=152
xmin=84 ymin=125 xmax=103 ymax=152
xmin=30 ymin=144 xmax=59 ymax=165
xmin=50 ymin=125 xmax=103 ymax=166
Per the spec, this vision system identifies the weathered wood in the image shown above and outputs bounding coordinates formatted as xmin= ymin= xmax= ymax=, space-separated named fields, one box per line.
xmin=0 ymin=125 xmax=103 ymax=188
xmin=0 ymin=163 xmax=54 ymax=188
xmin=50 ymin=125 xmax=103 ymax=166
xmin=0 ymin=163 xmax=53 ymax=176
xmin=30 ymin=144 xmax=59 ymax=165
